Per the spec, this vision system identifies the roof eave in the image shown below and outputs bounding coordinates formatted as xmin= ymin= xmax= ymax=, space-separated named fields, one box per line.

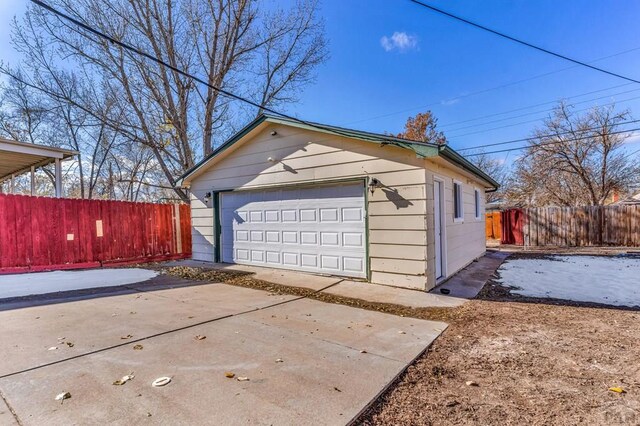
xmin=176 ymin=113 xmax=499 ymax=191
xmin=438 ymin=145 xmax=500 ymax=190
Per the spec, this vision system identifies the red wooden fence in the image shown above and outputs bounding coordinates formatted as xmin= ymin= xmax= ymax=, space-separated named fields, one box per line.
xmin=500 ymin=209 xmax=525 ymax=245
xmin=0 ymin=194 xmax=191 ymax=273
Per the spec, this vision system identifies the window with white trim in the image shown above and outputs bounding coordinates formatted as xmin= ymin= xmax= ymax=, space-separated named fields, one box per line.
xmin=474 ymin=189 xmax=482 ymax=219
xmin=453 ymin=181 xmax=463 ymax=221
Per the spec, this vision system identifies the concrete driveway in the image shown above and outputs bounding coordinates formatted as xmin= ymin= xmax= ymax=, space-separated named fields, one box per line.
xmin=0 ymin=275 xmax=446 ymax=425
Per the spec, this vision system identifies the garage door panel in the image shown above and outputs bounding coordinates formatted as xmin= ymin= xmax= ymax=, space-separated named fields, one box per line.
xmin=220 ymin=182 xmax=366 ymax=278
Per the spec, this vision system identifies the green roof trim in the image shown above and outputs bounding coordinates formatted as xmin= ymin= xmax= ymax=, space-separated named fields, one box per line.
xmin=177 ymin=113 xmax=499 ymax=189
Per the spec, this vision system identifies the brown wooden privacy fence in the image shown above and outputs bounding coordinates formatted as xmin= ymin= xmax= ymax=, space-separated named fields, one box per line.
xmin=500 ymin=205 xmax=640 ymax=247
xmin=485 ymin=212 xmax=501 ymax=240
xmin=0 ymin=194 xmax=191 ymax=273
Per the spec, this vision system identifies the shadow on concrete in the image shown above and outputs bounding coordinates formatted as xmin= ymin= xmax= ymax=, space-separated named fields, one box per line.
xmin=0 ymin=275 xmax=216 ymax=312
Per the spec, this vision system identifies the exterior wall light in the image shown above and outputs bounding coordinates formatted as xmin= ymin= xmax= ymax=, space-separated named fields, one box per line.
xmin=204 ymin=191 xmax=212 ymax=204
xmin=369 ymin=178 xmax=383 ymax=194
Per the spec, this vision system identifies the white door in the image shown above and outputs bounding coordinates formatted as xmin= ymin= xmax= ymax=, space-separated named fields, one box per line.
xmin=434 ymin=179 xmax=445 ymax=280
xmin=220 ymin=182 xmax=366 ymax=278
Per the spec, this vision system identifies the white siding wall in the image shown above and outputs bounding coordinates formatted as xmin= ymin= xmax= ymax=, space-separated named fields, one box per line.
xmin=188 ymin=124 xmax=488 ymax=290
xmin=189 ymin=124 xmax=429 ymax=289
xmin=424 ymin=159 xmax=487 ymax=285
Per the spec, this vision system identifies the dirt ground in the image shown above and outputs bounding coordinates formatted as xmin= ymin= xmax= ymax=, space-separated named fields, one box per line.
xmin=357 ymin=275 xmax=640 ymax=425
xmin=156 ymin=262 xmax=640 ymax=425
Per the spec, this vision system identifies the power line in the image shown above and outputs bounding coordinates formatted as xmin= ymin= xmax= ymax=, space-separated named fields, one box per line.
xmin=622 ymin=147 xmax=640 ymax=160
xmin=28 ymin=0 xmax=363 ymax=144
xmin=448 ymin=93 xmax=640 ymax=140
xmin=457 ymin=118 xmax=640 ymax=151
xmin=440 ymin=85 xmax=640 ymax=132
xmin=346 ymin=45 xmax=640 ymax=127
xmin=409 ymin=0 xmax=640 ymax=84
xmin=463 ymin=128 xmax=640 ymax=157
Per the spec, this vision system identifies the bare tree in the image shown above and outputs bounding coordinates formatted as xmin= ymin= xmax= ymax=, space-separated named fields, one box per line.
xmin=3 ymin=0 xmax=327 ymax=201
xmin=507 ymin=102 xmax=640 ymax=207
xmin=467 ymin=151 xmax=508 ymax=204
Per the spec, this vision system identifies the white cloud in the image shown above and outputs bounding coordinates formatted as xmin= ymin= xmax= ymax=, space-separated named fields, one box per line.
xmin=380 ymin=32 xmax=418 ymax=52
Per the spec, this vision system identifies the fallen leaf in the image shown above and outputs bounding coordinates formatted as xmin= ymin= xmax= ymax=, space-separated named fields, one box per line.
xmin=398 ymin=331 xmax=406 ymax=335
xmin=360 ymin=350 xmax=367 ymax=354
xmin=466 ymin=381 xmax=479 ymax=387
xmin=152 ymin=377 xmax=171 ymax=387
xmin=275 ymin=358 xmax=284 ymax=363
xmin=225 ymin=372 xmax=235 ymax=378
xmin=48 ymin=346 xmax=58 ymax=351
xmin=121 ymin=334 xmax=133 ymax=340
xmin=236 ymin=376 xmax=249 ymax=382
xmin=113 ymin=374 xmax=135 ymax=386
xmin=133 ymin=344 xmax=144 ymax=350
xmin=195 ymin=335 xmax=206 ymax=341
xmin=130 ymin=311 xmax=137 ymax=315
xmin=66 ymin=342 xmax=74 ymax=348
xmin=609 ymin=386 xmax=626 ymax=394
xmin=333 ymin=387 xmax=342 ymax=392
xmin=55 ymin=392 xmax=71 ymax=404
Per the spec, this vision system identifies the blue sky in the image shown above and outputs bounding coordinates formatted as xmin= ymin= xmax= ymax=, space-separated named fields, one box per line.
xmin=2 ymin=0 xmax=640 ymax=162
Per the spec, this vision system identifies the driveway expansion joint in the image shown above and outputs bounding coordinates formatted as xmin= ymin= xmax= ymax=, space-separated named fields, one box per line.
xmin=0 ymin=386 xmax=22 ymax=426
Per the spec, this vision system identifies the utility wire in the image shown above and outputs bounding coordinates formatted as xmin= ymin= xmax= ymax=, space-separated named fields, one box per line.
xmin=622 ymin=147 xmax=640 ymax=160
xmin=27 ymin=0 xmax=640 ymax=163
xmin=29 ymin=0 xmax=368 ymax=144
xmin=346 ymin=44 xmax=640 ymax=127
xmin=442 ymin=86 xmax=640 ymax=133
xmin=409 ymin=0 xmax=640 ymax=84
xmin=463 ymin=128 xmax=640 ymax=157
xmin=449 ymin=93 xmax=640 ymax=140
xmin=458 ymin=118 xmax=640 ymax=151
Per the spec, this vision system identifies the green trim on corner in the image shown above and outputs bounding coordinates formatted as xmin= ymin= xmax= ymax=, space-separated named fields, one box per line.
xmin=213 ymin=191 xmax=221 ymax=263
xmin=363 ymin=177 xmax=371 ymax=282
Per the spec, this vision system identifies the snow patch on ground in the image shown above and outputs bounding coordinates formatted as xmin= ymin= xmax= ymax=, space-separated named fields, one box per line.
xmin=0 ymin=268 xmax=158 ymax=299
xmin=497 ymin=255 xmax=640 ymax=307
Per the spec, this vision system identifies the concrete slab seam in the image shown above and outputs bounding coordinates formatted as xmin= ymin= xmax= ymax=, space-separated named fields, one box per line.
xmin=0 ymin=386 xmax=22 ymax=426
xmin=0 ymin=279 xmax=346 ymax=380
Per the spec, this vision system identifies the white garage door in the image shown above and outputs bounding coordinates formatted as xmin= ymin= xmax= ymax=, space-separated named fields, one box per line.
xmin=220 ymin=182 xmax=366 ymax=278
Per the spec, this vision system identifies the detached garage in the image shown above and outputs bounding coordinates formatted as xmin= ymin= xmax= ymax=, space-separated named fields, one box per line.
xmin=178 ymin=114 xmax=498 ymax=291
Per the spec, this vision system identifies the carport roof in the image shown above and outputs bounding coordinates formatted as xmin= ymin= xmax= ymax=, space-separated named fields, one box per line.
xmin=177 ymin=113 xmax=499 ymax=189
xmin=0 ymin=138 xmax=77 ymax=182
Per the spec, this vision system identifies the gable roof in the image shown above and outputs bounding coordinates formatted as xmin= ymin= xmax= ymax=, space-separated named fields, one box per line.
xmin=177 ymin=113 xmax=499 ymax=189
